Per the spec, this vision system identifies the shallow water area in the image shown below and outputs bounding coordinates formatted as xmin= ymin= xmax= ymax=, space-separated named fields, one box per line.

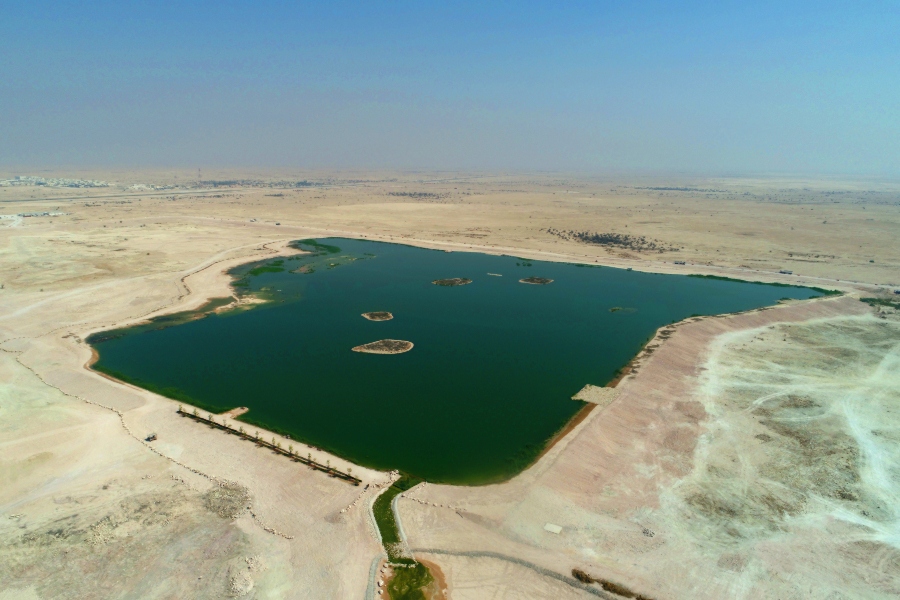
xmin=90 ymin=238 xmax=825 ymax=484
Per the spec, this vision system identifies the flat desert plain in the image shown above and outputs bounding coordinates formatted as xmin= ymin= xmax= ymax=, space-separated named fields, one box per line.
xmin=1 ymin=170 xmax=899 ymax=600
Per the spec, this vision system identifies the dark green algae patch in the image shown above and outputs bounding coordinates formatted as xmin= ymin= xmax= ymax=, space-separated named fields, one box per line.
xmin=387 ymin=562 xmax=435 ymax=600
xmin=87 ymin=296 xmax=236 ymax=345
xmin=687 ymin=273 xmax=843 ymax=296
xmin=88 ymin=238 xmax=833 ymax=485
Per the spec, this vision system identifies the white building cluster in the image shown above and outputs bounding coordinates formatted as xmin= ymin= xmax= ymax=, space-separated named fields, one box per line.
xmin=126 ymin=183 xmax=175 ymax=191
xmin=0 ymin=175 xmax=111 ymax=188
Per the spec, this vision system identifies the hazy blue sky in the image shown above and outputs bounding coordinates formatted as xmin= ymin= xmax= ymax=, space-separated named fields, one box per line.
xmin=2 ymin=1 xmax=898 ymax=174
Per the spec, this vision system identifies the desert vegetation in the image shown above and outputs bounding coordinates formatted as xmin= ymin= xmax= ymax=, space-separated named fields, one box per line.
xmin=688 ymin=274 xmax=841 ymax=295
xmin=572 ymin=569 xmax=654 ymax=599
xmin=388 ymin=191 xmax=447 ymax=199
xmin=861 ymin=297 xmax=900 ymax=309
xmin=372 ymin=474 xmax=424 ymax=565
xmin=248 ymin=264 xmax=285 ymax=276
xmin=386 ymin=562 xmax=436 ymax=600
xmin=544 ymin=228 xmax=679 ymax=253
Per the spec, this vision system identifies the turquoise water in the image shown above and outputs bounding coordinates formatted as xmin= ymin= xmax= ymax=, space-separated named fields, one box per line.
xmin=90 ymin=239 xmax=824 ymax=484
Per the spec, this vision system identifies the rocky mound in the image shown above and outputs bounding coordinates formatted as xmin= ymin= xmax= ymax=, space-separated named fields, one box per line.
xmin=352 ymin=340 xmax=413 ymax=354
xmin=519 ymin=277 xmax=553 ymax=285
xmin=432 ymin=278 xmax=472 ymax=286
xmin=362 ymin=312 xmax=393 ymax=321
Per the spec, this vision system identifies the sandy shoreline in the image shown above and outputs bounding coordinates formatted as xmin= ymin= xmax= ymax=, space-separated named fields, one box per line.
xmin=1 ymin=236 xmax=394 ymax=599
xmin=98 ymin=238 xmax=308 ymax=332
xmin=79 ymin=238 xmax=860 ymax=490
xmin=526 ymin=295 xmax=846 ymax=475
xmin=2 ymin=172 xmax=896 ymax=599
xmin=395 ymin=294 xmax=878 ymax=600
xmin=279 ymin=226 xmax=882 ymax=296
xmin=73 ymin=238 xmax=875 ymax=524
xmin=221 ymin=406 xmax=250 ymax=418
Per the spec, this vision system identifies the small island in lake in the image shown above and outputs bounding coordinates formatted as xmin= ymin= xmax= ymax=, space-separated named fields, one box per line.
xmin=362 ymin=312 xmax=393 ymax=321
xmin=519 ymin=277 xmax=553 ymax=285
xmin=432 ymin=278 xmax=472 ymax=286
xmin=352 ymin=339 xmax=414 ymax=354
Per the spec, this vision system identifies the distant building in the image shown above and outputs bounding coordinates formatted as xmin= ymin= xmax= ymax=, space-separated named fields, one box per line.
xmin=0 ymin=175 xmax=110 ymax=188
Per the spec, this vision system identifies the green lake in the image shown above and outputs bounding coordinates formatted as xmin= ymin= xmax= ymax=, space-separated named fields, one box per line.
xmin=89 ymin=238 xmax=828 ymax=484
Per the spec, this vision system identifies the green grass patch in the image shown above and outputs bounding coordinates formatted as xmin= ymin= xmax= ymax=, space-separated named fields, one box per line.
xmin=387 ymin=562 xmax=435 ymax=600
xmin=371 ymin=474 xmax=425 ymax=565
xmin=686 ymin=274 xmax=841 ymax=295
xmin=373 ymin=485 xmax=403 ymax=546
xmin=861 ymin=297 xmax=900 ymax=308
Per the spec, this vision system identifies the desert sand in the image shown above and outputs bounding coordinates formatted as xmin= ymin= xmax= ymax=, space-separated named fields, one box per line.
xmin=571 ymin=385 xmax=619 ymax=407
xmin=1 ymin=170 xmax=898 ymax=599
